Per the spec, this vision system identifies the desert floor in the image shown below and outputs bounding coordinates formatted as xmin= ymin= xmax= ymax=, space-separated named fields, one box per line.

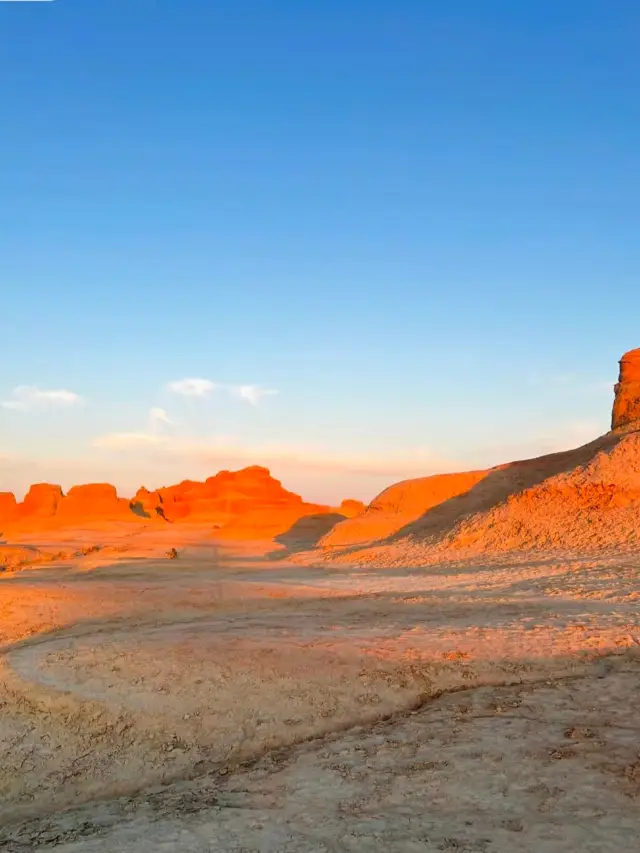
xmin=0 ymin=528 xmax=638 ymax=852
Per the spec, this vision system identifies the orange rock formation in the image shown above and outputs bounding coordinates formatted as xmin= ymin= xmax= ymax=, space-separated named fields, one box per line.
xmin=338 ymin=499 xmax=366 ymax=517
xmin=2 ymin=466 xmax=344 ymax=535
xmin=18 ymin=484 xmax=64 ymax=518
xmin=157 ymin=466 xmax=305 ymax=524
xmin=612 ymin=347 xmax=640 ymax=430
xmin=0 ymin=492 xmax=17 ymax=525
xmin=56 ymin=484 xmax=133 ymax=521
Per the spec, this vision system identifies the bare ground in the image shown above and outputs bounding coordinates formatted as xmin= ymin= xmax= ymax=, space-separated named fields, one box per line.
xmin=0 ymin=529 xmax=638 ymax=851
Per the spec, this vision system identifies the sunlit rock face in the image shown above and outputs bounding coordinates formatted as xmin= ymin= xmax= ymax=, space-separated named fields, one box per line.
xmin=612 ymin=348 xmax=640 ymax=430
xmin=0 ymin=492 xmax=17 ymax=524
xmin=56 ymin=484 xmax=133 ymax=521
xmin=18 ymin=484 xmax=64 ymax=518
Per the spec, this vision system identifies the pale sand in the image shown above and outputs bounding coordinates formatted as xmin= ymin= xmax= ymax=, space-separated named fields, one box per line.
xmin=0 ymin=527 xmax=638 ymax=851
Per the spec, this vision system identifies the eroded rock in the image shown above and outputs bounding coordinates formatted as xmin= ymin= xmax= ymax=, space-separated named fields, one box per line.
xmin=612 ymin=347 xmax=640 ymax=430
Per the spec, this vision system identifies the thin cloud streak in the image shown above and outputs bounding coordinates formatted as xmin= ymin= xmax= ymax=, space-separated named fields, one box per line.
xmin=1 ymin=385 xmax=82 ymax=411
xmin=149 ymin=407 xmax=172 ymax=428
xmin=167 ymin=378 xmax=279 ymax=405
xmin=231 ymin=385 xmax=279 ymax=406
xmin=167 ymin=378 xmax=216 ymax=397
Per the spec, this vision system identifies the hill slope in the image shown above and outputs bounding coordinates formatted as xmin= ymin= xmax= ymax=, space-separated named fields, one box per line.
xmin=316 ymin=427 xmax=640 ymax=565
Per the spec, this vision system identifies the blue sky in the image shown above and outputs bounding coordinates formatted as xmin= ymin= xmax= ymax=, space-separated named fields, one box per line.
xmin=1 ymin=0 xmax=638 ymax=502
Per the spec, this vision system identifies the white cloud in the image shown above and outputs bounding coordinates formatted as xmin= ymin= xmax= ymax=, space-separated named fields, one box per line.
xmin=149 ymin=407 xmax=172 ymax=427
xmin=167 ymin=378 xmax=216 ymax=397
xmin=166 ymin=378 xmax=279 ymax=406
xmin=1 ymin=385 xmax=82 ymax=411
xmin=94 ymin=408 xmax=176 ymax=449
xmin=230 ymin=384 xmax=279 ymax=406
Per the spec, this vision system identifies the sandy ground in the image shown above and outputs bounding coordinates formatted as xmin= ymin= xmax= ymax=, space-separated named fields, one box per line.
xmin=0 ymin=528 xmax=638 ymax=851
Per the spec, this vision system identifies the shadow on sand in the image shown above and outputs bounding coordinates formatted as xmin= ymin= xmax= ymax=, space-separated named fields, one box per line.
xmin=266 ymin=513 xmax=348 ymax=560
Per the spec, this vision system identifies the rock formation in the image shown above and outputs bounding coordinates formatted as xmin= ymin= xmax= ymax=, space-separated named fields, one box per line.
xmin=2 ymin=466 xmax=343 ymax=532
xmin=18 ymin=484 xmax=64 ymax=518
xmin=612 ymin=347 xmax=640 ymax=430
xmin=56 ymin=484 xmax=133 ymax=521
xmin=157 ymin=466 xmax=305 ymax=524
xmin=338 ymin=499 xmax=366 ymax=517
xmin=0 ymin=492 xmax=17 ymax=525
xmin=132 ymin=487 xmax=167 ymax=519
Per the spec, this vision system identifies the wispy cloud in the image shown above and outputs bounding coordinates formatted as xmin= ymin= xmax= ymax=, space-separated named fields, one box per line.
xmin=167 ymin=378 xmax=216 ymax=397
xmin=230 ymin=385 xmax=279 ymax=406
xmin=167 ymin=377 xmax=279 ymax=406
xmin=149 ymin=406 xmax=172 ymax=428
xmin=1 ymin=385 xmax=82 ymax=411
xmin=94 ymin=407 xmax=175 ymax=449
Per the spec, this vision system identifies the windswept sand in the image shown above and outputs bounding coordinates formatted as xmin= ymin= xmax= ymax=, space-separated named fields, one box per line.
xmin=0 ymin=524 xmax=638 ymax=851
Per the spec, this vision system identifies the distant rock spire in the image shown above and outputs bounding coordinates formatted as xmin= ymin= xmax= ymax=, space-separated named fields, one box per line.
xmin=612 ymin=348 xmax=640 ymax=430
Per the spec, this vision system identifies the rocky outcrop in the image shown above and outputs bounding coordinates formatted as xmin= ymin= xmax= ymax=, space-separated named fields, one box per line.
xmin=338 ymin=499 xmax=366 ymax=517
xmin=612 ymin=348 xmax=640 ymax=430
xmin=3 ymin=466 xmax=327 ymax=531
xmin=18 ymin=484 xmax=64 ymax=518
xmin=0 ymin=492 xmax=17 ymax=525
xmin=131 ymin=487 xmax=167 ymax=519
xmin=2 ymin=466 xmax=360 ymax=536
xmin=157 ymin=466 xmax=305 ymax=524
xmin=56 ymin=483 xmax=133 ymax=521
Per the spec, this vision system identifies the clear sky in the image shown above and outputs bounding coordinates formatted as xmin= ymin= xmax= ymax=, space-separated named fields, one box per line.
xmin=1 ymin=0 xmax=638 ymax=503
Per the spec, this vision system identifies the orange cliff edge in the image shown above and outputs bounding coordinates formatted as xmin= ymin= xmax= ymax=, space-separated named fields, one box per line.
xmin=612 ymin=347 xmax=640 ymax=430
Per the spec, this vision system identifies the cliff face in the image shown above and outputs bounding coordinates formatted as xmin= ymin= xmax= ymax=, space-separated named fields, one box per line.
xmin=56 ymin=484 xmax=133 ymax=521
xmin=612 ymin=348 xmax=640 ymax=430
xmin=0 ymin=492 xmax=17 ymax=525
xmin=18 ymin=484 xmax=64 ymax=518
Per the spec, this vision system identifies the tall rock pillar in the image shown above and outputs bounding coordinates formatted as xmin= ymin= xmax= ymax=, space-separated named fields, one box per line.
xmin=612 ymin=348 xmax=640 ymax=429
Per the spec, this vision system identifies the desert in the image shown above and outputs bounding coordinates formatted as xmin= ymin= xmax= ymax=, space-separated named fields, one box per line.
xmin=0 ymin=350 xmax=638 ymax=852
xmin=4 ymin=3 xmax=637 ymax=848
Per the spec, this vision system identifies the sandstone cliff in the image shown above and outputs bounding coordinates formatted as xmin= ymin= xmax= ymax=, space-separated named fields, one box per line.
xmin=0 ymin=492 xmax=17 ymax=525
xmin=612 ymin=347 xmax=640 ymax=430
xmin=18 ymin=484 xmax=64 ymax=519
xmin=56 ymin=484 xmax=134 ymax=521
